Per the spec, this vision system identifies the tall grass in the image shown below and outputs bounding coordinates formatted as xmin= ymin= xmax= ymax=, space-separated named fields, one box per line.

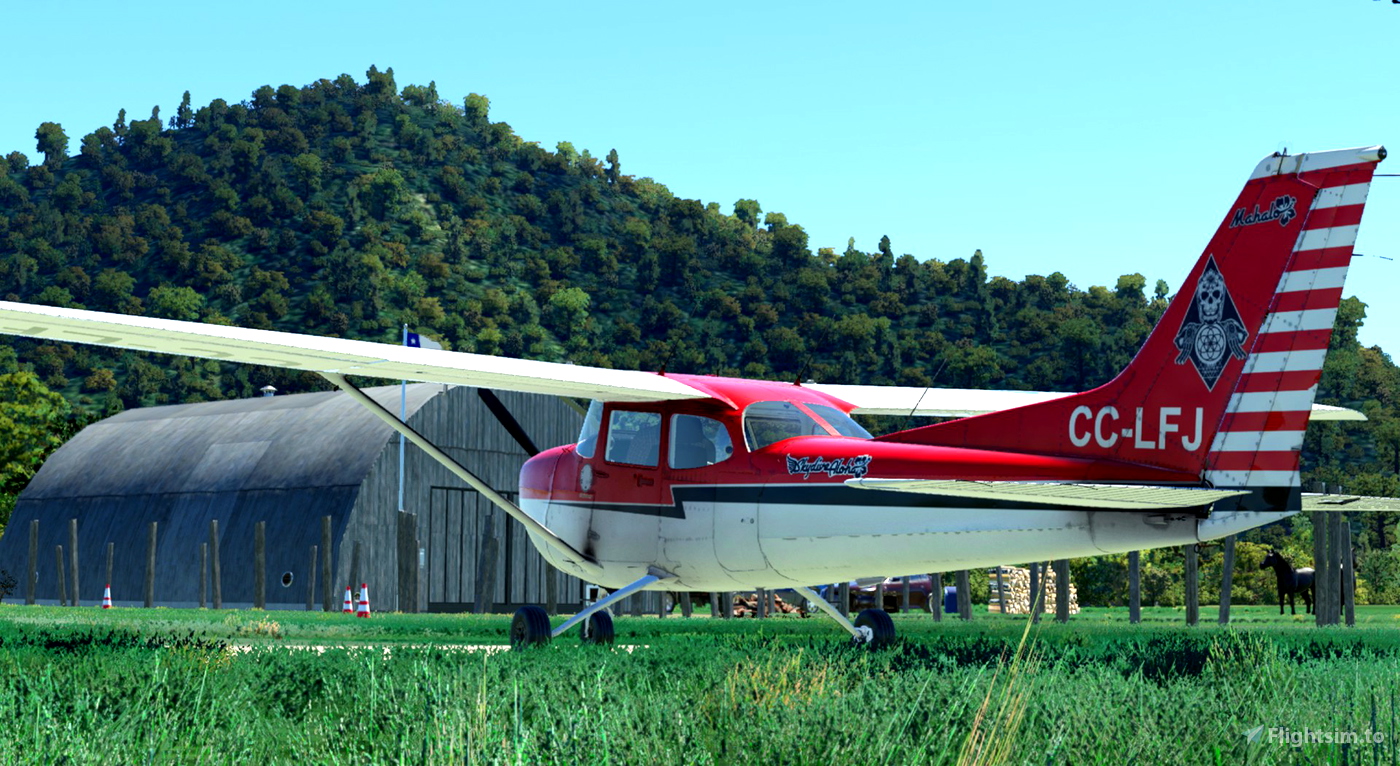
xmin=1 ymin=606 xmax=1400 ymax=763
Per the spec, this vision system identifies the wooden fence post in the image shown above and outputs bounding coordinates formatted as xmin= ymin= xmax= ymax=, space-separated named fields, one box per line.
xmin=474 ymin=513 xmax=498 ymax=614
xmin=199 ymin=543 xmax=207 ymax=608
xmin=68 ymin=519 xmax=79 ymax=607
xmin=253 ymin=521 xmax=266 ymax=609
xmin=210 ymin=519 xmax=222 ymax=610
xmin=1184 ymin=544 xmax=1199 ymax=626
xmin=930 ymin=573 xmax=942 ymax=622
xmin=321 ymin=515 xmax=333 ymax=612
xmin=709 ymin=592 xmax=722 ymax=618
xmin=1129 ymin=550 xmax=1141 ymax=624
xmin=1343 ymin=518 xmax=1356 ymax=627
xmin=306 ymin=545 xmax=317 ymax=611
xmin=55 ymin=545 xmax=67 ymax=606
xmin=105 ymin=542 xmax=114 ymax=594
xmin=349 ymin=540 xmax=362 ymax=607
xmin=680 ymin=591 xmax=693 ymax=618
xmin=1218 ymin=535 xmax=1237 ymax=625
xmin=1313 ymin=511 xmax=1330 ymax=627
xmin=26 ymin=520 xmax=37 ymax=605
xmin=397 ymin=511 xmax=417 ymax=614
xmin=1333 ymin=512 xmax=1347 ymax=627
xmin=838 ymin=582 xmax=851 ymax=617
xmin=995 ymin=566 xmax=1006 ymax=614
xmin=1028 ymin=562 xmax=1041 ymax=623
xmin=1055 ymin=559 xmax=1070 ymax=623
xmin=956 ymin=570 xmax=972 ymax=620
xmin=145 ymin=522 xmax=157 ymax=608
xmin=545 ymin=564 xmax=558 ymax=617
xmin=901 ymin=577 xmax=911 ymax=613
xmin=756 ymin=588 xmax=767 ymax=619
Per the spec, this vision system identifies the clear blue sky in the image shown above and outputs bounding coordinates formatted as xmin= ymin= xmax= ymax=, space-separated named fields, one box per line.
xmin=4 ymin=0 xmax=1399 ymax=348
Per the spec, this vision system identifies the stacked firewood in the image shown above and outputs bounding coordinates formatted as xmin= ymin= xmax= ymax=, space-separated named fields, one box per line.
xmin=731 ymin=592 xmax=803 ymax=617
xmin=990 ymin=566 xmax=1080 ymax=614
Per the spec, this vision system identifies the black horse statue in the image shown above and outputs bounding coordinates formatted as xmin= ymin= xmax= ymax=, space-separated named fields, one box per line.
xmin=1260 ymin=549 xmax=1314 ymax=615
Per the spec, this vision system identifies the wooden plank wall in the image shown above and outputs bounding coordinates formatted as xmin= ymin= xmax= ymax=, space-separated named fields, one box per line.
xmin=342 ymin=385 xmax=585 ymax=612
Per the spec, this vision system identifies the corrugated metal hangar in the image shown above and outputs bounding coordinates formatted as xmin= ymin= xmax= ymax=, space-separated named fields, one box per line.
xmin=0 ymin=383 xmax=586 ymax=612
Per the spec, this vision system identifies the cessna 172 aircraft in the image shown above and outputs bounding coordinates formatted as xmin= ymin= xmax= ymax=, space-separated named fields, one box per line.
xmin=0 ymin=145 xmax=1389 ymax=647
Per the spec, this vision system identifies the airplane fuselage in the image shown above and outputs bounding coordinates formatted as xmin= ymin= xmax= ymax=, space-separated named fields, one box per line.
xmin=518 ymin=375 xmax=1292 ymax=591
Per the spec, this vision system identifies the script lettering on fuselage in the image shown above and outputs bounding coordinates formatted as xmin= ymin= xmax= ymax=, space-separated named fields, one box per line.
xmin=1067 ymin=406 xmax=1203 ymax=452
xmin=785 ymin=454 xmax=873 ymax=480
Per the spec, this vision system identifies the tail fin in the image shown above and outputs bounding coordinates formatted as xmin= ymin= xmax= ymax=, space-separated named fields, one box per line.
xmin=884 ymin=146 xmax=1387 ymax=488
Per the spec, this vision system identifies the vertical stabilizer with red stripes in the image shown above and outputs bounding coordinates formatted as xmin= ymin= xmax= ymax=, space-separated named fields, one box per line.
xmin=883 ymin=146 xmax=1386 ymax=489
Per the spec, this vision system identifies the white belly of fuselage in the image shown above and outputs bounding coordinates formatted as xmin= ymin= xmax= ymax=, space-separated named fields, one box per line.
xmin=523 ymin=490 xmax=1293 ymax=592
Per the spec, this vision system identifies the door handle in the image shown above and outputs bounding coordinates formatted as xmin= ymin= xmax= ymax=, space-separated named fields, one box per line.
xmin=636 ymin=475 xmax=654 ymax=487
xmin=594 ymin=470 xmax=610 ymax=479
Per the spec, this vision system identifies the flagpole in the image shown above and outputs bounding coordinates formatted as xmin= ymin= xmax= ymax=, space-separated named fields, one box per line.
xmin=399 ymin=323 xmax=407 ymax=513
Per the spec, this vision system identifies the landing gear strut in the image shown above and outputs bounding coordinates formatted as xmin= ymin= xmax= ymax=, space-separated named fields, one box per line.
xmin=792 ymin=585 xmax=897 ymax=648
xmin=510 ymin=566 xmax=675 ymax=649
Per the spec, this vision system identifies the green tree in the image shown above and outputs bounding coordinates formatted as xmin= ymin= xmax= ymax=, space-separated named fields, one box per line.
xmin=35 ymin=122 xmax=68 ymax=167
xmin=0 ymin=372 xmax=82 ymax=533
xmin=605 ymin=148 xmax=620 ymax=184
xmin=734 ymin=199 xmax=761 ymax=228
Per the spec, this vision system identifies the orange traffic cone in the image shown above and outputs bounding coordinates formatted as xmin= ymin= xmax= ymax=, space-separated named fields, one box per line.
xmin=356 ymin=583 xmax=371 ymax=618
xmin=101 ymin=585 xmax=112 ymax=609
xmin=342 ymin=586 xmax=353 ymax=613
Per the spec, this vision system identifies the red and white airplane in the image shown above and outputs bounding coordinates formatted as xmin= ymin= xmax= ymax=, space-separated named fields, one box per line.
xmin=0 ymin=145 xmax=1387 ymax=646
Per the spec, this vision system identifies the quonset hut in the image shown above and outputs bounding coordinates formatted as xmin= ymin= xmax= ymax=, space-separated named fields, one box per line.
xmin=0 ymin=384 xmax=585 ymax=612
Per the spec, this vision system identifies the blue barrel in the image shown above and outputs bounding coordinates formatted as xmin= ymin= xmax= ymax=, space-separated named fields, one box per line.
xmin=943 ymin=586 xmax=957 ymax=614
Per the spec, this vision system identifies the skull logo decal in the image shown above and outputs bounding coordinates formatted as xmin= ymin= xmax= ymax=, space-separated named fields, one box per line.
xmin=1173 ymin=256 xmax=1248 ymax=389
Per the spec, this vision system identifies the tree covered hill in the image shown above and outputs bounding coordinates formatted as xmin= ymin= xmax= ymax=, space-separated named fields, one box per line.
xmin=0 ymin=66 xmax=1397 ymax=503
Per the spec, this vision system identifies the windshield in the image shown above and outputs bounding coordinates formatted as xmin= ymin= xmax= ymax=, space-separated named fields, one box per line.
xmin=743 ymin=401 xmax=829 ymax=450
xmin=576 ymin=400 xmax=603 ymax=458
xmin=805 ymin=403 xmax=873 ymax=439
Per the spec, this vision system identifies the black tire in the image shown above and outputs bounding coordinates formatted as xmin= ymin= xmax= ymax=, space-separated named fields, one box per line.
xmin=510 ymin=605 xmax=552 ymax=648
xmin=853 ymin=608 xmax=897 ymax=649
xmin=582 ymin=610 xmax=615 ymax=645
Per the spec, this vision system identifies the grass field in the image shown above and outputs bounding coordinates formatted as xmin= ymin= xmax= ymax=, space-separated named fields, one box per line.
xmin=1 ymin=602 xmax=1397 ymax=765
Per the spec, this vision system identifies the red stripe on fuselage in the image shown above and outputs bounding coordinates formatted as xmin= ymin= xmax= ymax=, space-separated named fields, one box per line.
xmin=1206 ymin=451 xmax=1302 ymax=471
xmin=1253 ymin=330 xmax=1332 ymax=353
xmin=1302 ymin=204 xmax=1365 ymax=230
xmin=1285 ymin=247 xmax=1354 ymax=270
xmin=1218 ymin=410 xmax=1312 ymax=432
xmin=1270 ymin=288 xmax=1342 ymax=313
xmin=1236 ymin=370 xmax=1323 ymax=393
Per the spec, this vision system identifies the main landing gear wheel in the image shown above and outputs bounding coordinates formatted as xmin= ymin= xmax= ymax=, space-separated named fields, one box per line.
xmin=581 ymin=610 xmax=615 ymax=645
xmin=511 ymin=605 xmax=552 ymax=648
xmin=853 ymin=609 xmax=896 ymax=649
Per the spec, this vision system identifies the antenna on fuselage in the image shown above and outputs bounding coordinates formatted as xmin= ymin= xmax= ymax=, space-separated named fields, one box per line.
xmin=899 ymin=357 xmax=948 ymax=433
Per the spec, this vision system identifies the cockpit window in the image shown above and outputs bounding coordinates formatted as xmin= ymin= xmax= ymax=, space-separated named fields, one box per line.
xmin=669 ymin=414 xmax=734 ymax=469
xmin=576 ymin=400 xmax=604 ymax=458
xmin=805 ymin=403 xmax=874 ymax=439
xmin=605 ymin=410 xmax=662 ymax=467
xmin=743 ymin=401 xmax=829 ymax=450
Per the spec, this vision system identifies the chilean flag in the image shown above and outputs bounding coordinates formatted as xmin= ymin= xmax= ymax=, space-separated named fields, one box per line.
xmin=405 ymin=332 xmax=442 ymax=350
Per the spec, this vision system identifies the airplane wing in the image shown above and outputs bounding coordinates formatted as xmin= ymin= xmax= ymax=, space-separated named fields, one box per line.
xmin=0 ymin=301 xmax=1369 ymax=421
xmin=1302 ymin=493 xmax=1400 ymax=512
xmin=806 ymin=383 xmax=1366 ymax=421
xmin=845 ymin=478 xmax=1249 ymax=510
xmin=0 ymin=301 xmax=708 ymax=403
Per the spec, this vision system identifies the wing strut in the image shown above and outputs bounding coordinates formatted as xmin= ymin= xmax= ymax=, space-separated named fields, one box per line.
xmin=320 ymin=373 xmax=604 ymax=578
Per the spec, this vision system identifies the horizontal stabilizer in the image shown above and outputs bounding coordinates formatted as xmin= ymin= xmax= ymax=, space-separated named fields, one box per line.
xmin=809 ymin=383 xmax=1365 ymax=421
xmin=845 ymin=478 xmax=1248 ymax=510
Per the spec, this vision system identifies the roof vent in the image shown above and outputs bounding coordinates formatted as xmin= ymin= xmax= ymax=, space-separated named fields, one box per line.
xmin=260 ymin=385 xmax=277 ymax=398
